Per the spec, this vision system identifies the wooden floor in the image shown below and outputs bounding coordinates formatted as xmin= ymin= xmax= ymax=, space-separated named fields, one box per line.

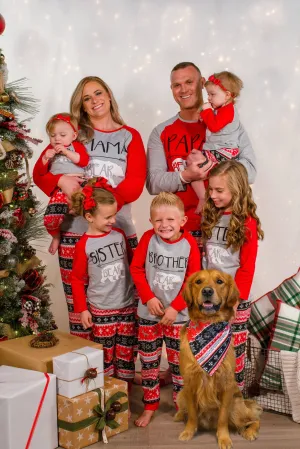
xmin=59 ymin=384 xmax=300 ymax=449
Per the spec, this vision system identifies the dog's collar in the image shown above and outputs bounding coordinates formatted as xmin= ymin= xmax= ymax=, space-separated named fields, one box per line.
xmin=186 ymin=320 xmax=232 ymax=376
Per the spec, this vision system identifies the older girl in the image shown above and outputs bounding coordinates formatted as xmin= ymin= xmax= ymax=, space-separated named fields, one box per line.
xmin=201 ymin=160 xmax=264 ymax=389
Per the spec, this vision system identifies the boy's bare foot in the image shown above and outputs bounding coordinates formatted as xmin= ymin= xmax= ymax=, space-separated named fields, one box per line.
xmin=134 ymin=410 xmax=155 ymax=427
xmin=159 ymin=368 xmax=172 ymax=387
xmin=48 ymin=235 xmax=60 ymax=255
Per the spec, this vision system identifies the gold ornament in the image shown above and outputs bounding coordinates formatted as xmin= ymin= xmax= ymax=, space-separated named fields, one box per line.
xmin=0 ymin=269 xmax=9 ymax=278
xmin=2 ymin=140 xmax=15 ymax=152
xmin=2 ymin=186 xmax=14 ymax=203
xmin=0 ymin=93 xmax=9 ymax=103
xmin=16 ymin=255 xmax=41 ymax=276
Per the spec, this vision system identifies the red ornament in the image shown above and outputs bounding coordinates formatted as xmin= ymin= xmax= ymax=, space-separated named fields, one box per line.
xmin=0 ymin=15 xmax=5 ymax=35
xmin=23 ymin=269 xmax=43 ymax=291
xmin=0 ymin=192 xmax=4 ymax=210
xmin=13 ymin=208 xmax=26 ymax=227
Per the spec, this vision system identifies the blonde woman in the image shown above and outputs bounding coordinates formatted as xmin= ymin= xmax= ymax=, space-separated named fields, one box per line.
xmin=33 ymin=76 xmax=146 ymax=338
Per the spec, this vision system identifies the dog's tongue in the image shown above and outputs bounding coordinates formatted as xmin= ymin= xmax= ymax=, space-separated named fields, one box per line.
xmin=203 ymin=302 xmax=214 ymax=309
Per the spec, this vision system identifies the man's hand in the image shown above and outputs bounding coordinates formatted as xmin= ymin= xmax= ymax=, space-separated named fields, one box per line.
xmin=160 ymin=306 xmax=178 ymax=326
xmin=80 ymin=310 xmax=93 ymax=329
xmin=202 ymin=102 xmax=213 ymax=111
xmin=147 ymin=297 xmax=165 ymax=317
xmin=57 ymin=174 xmax=84 ymax=198
xmin=181 ymin=159 xmax=213 ymax=183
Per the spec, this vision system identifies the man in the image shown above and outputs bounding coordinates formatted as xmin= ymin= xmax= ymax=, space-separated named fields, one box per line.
xmin=146 ymin=62 xmax=256 ymax=240
xmin=146 ymin=62 xmax=256 ymax=388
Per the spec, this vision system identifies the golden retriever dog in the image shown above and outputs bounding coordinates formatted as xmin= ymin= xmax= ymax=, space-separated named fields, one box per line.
xmin=175 ymin=270 xmax=262 ymax=449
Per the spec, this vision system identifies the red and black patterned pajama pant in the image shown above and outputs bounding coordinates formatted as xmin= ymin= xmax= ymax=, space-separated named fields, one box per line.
xmin=44 ymin=189 xmax=69 ymax=236
xmin=138 ymin=318 xmax=185 ymax=411
xmin=91 ymin=304 xmax=136 ymax=382
xmin=232 ymin=299 xmax=252 ymax=390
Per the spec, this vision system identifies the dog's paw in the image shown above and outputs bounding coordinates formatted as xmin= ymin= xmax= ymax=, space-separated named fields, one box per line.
xmin=178 ymin=428 xmax=196 ymax=441
xmin=239 ymin=423 xmax=259 ymax=441
xmin=174 ymin=410 xmax=185 ymax=422
xmin=217 ymin=435 xmax=233 ymax=449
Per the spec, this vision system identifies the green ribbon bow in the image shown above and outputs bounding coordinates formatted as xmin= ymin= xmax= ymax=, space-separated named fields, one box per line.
xmin=58 ymin=388 xmax=128 ymax=437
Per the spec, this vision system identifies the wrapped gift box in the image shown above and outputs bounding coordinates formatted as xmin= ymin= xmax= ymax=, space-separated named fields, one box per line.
xmin=53 ymin=346 xmax=104 ymax=398
xmin=0 ymin=365 xmax=58 ymax=449
xmin=0 ymin=330 xmax=102 ymax=373
xmin=58 ymin=376 xmax=128 ymax=449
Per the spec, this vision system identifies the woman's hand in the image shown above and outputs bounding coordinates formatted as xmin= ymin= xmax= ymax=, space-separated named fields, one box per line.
xmin=57 ymin=174 xmax=84 ymax=198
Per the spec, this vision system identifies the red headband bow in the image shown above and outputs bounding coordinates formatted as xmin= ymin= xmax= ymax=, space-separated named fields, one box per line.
xmin=51 ymin=114 xmax=77 ymax=133
xmin=208 ymin=75 xmax=228 ymax=93
xmin=82 ymin=177 xmax=115 ymax=211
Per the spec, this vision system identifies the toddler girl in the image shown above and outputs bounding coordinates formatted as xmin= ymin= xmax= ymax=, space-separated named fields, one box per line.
xmin=187 ymin=71 xmax=244 ymax=213
xmin=41 ymin=113 xmax=89 ymax=254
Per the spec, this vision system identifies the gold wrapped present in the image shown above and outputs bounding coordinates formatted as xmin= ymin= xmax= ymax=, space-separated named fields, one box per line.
xmin=58 ymin=376 xmax=128 ymax=448
xmin=0 ymin=330 xmax=102 ymax=373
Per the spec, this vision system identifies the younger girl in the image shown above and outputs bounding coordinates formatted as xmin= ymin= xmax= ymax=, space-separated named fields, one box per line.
xmin=41 ymin=113 xmax=89 ymax=254
xmin=201 ymin=160 xmax=264 ymax=389
xmin=71 ymin=178 xmax=136 ymax=384
xmin=188 ymin=71 xmax=244 ymax=213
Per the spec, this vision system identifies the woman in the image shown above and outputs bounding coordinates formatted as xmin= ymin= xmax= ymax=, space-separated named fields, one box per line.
xmin=33 ymin=76 xmax=147 ymax=338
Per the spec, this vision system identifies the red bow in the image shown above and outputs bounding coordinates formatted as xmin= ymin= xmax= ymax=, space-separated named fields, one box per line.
xmin=82 ymin=177 xmax=115 ymax=210
xmin=208 ymin=74 xmax=228 ymax=93
xmin=93 ymin=177 xmax=114 ymax=193
xmin=51 ymin=114 xmax=77 ymax=133
xmin=82 ymin=185 xmax=96 ymax=210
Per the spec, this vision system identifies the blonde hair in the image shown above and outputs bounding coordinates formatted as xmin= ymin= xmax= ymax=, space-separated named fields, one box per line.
xmin=71 ymin=178 xmax=116 ymax=217
xmin=70 ymin=76 xmax=125 ymax=143
xmin=201 ymin=161 xmax=264 ymax=251
xmin=46 ymin=113 xmax=78 ymax=135
xmin=150 ymin=192 xmax=185 ymax=215
xmin=205 ymin=71 xmax=243 ymax=102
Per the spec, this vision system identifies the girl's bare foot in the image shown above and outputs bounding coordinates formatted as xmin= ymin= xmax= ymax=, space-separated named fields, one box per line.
xmin=134 ymin=410 xmax=155 ymax=427
xmin=48 ymin=235 xmax=60 ymax=255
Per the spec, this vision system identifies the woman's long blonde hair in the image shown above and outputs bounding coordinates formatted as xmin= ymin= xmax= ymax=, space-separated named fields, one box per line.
xmin=201 ymin=161 xmax=264 ymax=251
xmin=70 ymin=76 xmax=125 ymax=143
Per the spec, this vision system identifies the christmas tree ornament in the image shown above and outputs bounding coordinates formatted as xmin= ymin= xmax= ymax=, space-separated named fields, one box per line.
xmin=111 ymin=401 xmax=122 ymax=412
xmin=16 ymin=255 xmax=40 ymax=275
xmin=22 ymin=268 xmax=43 ymax=290
xmin=5 ymin=254 xmax=19 ymax=269
xmin=0 ymin=108 xmax=14 ymax=120
xmin=0 ymin=269 xmax=9 ymax=278
xmin=0 ymin=15 xmax=5 ymax=35
xmin=105 ymin=409 xmax=116 ymax=421
xmin=13 ymin=207 xmax=26 ymax=227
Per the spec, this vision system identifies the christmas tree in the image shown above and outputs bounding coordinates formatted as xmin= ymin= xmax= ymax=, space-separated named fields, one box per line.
xmin=0 ymin=48 xmax=55 ymax=340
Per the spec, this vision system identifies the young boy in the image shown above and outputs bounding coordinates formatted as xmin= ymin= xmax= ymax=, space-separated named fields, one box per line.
xmin=130 ymin=192 xmax=201 ymax=427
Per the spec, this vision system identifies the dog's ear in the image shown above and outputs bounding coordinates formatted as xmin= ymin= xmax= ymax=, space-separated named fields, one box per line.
xmin=182 ymin=272 xmax=199 ymax=308
xmin=226 ymin=276 xmax=240 ymax=308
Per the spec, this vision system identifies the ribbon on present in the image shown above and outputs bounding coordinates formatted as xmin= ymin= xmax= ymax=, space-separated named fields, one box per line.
xmin=70 ymin=350 xmax=101 ymax=391
xmin=25 ymin=373 xmax=50 ymax=449
xmin=58 ymin=388 xmax=128 ymax=444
